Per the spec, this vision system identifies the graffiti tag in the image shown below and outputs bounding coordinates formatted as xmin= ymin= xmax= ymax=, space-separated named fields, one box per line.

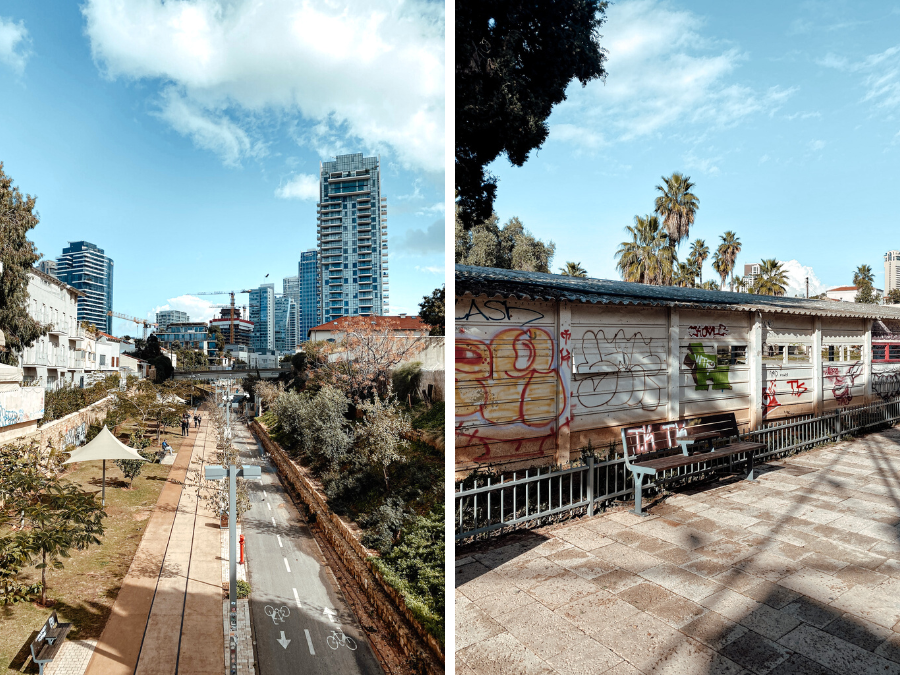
xmin=763 ymin=380 xmax=781 ymax=416
xmin=687 ymin=324 xmax=729 ymax=339
xmin=63 ymin=422 xmax=87 ymax=448
xmin=455 ymin=299 xmax=545 ymax=326
xmin=824 ymin=362 xmax=862 ymax=406
xmin=787 ymin=380 xmax=808 ymax=397
xmin=873 ymin=370 xmax=900 ymax=401
xmin=684 ymin=343 xmax=732 ymax=391
xmin=572 ymin=330 xmax=664 ymax=411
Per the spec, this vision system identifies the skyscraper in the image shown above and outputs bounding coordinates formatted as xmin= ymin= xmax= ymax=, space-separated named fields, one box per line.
xmin=283 ymin=275 xmax=301 ymax=349
xmin=316 ymin=153 xmax=388 ymax=325
xmin=37 ymin=260 xmax=57 ymax=278
xmin=298 ymin=249 xmax=319 ymax=341
xmin=249 ymin=284 xmax=275 ymax=352
xmin=886 ymin=251 xmax=900 ymax=295
xmin=56 ymin=241 xmax=114 ymax=334
xmin=274 ymin=294 xmax=297 ymax=353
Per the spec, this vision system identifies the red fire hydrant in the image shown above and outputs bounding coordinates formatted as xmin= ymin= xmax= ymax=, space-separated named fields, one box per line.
xmin=239 ymin=535 xmax=245 ymax=564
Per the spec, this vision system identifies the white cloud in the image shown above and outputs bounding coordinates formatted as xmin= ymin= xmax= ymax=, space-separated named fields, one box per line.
xmin=549 ymin=0 xmax=794 ymax=146
xmin=82 ymin=0 xmax=444 ymax=172
xmin=778 ymin=260 xmax=826 ymax=298
xmin=396 ymin=219 xmax=443 ymax=255
xmin=808 ymin=139 xmax=826 ymax=152
xmin=415 ymin=265 xmax=444 ymax=275
xmin=275 ymin=173 xmax=319 ymax=200
xmin=151 ymin=295 xmax=218 ymax=323
xmin=818 ymin=44 xmax=900 ymax=114
xmin=415 ymin=202 xmax=444 ymax=217
xmin=0 ymin=16 xmax=30 ymax=74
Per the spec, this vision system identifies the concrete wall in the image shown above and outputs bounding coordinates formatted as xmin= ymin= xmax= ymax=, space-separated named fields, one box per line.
xmin=455 ymin=294 xmax=900 ymax=473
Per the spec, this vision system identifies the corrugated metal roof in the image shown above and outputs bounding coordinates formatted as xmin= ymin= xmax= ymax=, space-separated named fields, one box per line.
xmin=456 ymin=265 xmax=900 ymax=320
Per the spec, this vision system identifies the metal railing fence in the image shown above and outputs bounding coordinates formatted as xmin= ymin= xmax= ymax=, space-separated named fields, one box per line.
xmin=455 ymin=396 xmax=900 ymax=542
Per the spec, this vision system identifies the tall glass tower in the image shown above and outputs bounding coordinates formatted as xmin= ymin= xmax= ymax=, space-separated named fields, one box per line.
xmin=316 ymin=153 xmax=388 ymax=324
xmin=298 ymin=249 xmax=319 ymax=340
xmin=283 ymin=276 xmax=301 ymax=348
xmin=55 ymin=241 xmax=114 ymax=333
xmin=249 ymin=284 xmax=275 ymax=352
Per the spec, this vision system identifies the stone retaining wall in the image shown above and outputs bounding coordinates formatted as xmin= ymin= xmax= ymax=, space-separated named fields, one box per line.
xmin=1 ymin=395 xmax=113 ymax=457
xmin=249 ymin=420 xmax=444 ymax=674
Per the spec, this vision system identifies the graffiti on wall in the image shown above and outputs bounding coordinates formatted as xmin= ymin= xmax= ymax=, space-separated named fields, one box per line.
xmin=684 ymin=343 xmax=732 ymax=391
xmin=824 ymin=362 xmax=862 ymax=405
xmin=0 ymin=388 xmax=45 ymax=428
xmin=456 ymin=326 xmax=566 ymax=462
xmin=763 ymin=380 xmax=781 ymax=416
xmin=572 ymin=330 xmax=664 ymax=411
xmin=873 ymin=370 xmax=900 ymax=401
xmin=62 ymin=422 xmax=87 ymax=449
xmin=455 ymin=299 xmax=546 ymax=326
xmin=687 ymin=324 xmax=729 ymax=339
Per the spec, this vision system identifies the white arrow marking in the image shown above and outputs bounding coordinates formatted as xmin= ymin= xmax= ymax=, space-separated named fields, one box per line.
xmin=304 ymin=629 xmax=315 ymax=655
xmin=323 ymin=608 xmax=337 ymax=623
xmin=292 ymin=587 xmax=301 ymax=608
xmin=284 ymin=558 xmax=291 ymax=573
xmin=277 ymin=631 xmax=291 ymax=649
xmin=277 ymin=535 xmax=283 ymax=548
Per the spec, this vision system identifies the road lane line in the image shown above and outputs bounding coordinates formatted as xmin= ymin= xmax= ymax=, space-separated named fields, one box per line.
xmin=284 ymin=558 xmax=291 ymax=573
xmin=304 ymin=629 xmax=315 ymax=655
xmin=267 ymin=502 xmax=271 ymax=510
xmin=292 ymin=587 xmax=301 ymax=608
xmin=272 ymin=517 xmax=277 ymax=527
xmin=277 ymin=535 xmax=283 ymax=548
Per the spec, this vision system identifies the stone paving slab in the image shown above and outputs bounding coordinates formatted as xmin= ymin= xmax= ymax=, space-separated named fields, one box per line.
xmin=457 ymin=427 xmax=900 ymax=674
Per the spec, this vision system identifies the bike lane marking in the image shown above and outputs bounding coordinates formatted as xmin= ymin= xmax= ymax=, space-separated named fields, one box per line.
xmin=277 ymin=535 xmax=283 ymax=548
xmin=304 ymin=629 xmax=315 ymax=655
xmin=283 ymin=558 xmax=291 ymax=573
xmin=292 ymin=587 xmax=301 ymax=609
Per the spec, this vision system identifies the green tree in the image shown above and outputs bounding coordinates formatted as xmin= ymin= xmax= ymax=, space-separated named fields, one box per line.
xmin=456 ymin=0 xmax=608 ymax=229
xmin=700 ymin=279 xmax=721 ymax=291
xmin=654 ymin=173 xmax=699 ymax=250
xmin=753 ymin=259 xmax=788 ymax=296
xmin=456 ymin=213 xmax=555 ymax=272
xmin=0 ymin=163 xmax=45 ymax=365
xmin=853 ymin=264 xmax=874 ymax=287
xmin=152 ymin=354 xmax=174 ymax=382
xmin=673 ymin=262 xmax=698 ymax=288
xmin=115 ymin=458 xmax=145 ymax=486
xmin=855 ymin=282 xmax=881 ymax=304
xmin=418 ymin=286 xmax=445 ymax=336
xmin=689 ymin=239 xmax=709 ymax=286
xmin=23 ymin=480 xmax=106 ymax=605
xmin=210 ymin=325 xmax=225 ymax=359
xmin=559 ymin=262 xmax=588 ymax=277
xmin=714 ymin=231 xmax=742 ymax=291
xmin=886 ymin=289 xmax=900 ymax=305
xmin=357 ymin=392 xmax=410 ymax=491
xmin=615 ymin=215 xmax=675 ymax=285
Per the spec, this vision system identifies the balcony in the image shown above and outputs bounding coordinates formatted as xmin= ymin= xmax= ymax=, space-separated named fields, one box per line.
xmin=47 ymin=325 xmax=67 ymax=337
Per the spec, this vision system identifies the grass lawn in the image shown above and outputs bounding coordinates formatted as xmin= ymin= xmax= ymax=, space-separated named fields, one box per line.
xmin=0 ymin=424 xmax=193 ymax=674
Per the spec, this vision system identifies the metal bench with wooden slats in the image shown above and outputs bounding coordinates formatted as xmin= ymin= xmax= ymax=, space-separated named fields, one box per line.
xmin=621 ymin=413 xmax=767 ymax=515
xmin=30 ymin=611 xmax=72 ymax=675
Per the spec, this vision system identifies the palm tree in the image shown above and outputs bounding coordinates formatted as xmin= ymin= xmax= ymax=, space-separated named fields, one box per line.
xmin=689 ymin=239 xmax=709 ymax=286
xmin=673 ymin=262 xmax=698 ymax=288
xmin=700 ymin=280 xmax=720 ymax=291
xmin=853 ymin=264 xmax=874 ymax=287
xmin=559 ymin=261 xmax=588 ymax=277
xmin=615 ymin=215 xmax=676 ymax=286
xmin=654 ymin=173 xmax=699 ymax=250
xmin=716 ymin=231 xmax=742 ymax=291
xmin=754 ymin=259 xmax=788 ymax=296
xmin=712 ymin=249 xmax=729 ymax=290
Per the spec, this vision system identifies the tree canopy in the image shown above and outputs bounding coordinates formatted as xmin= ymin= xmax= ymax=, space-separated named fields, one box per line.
xmin=456 ymin=213 xmax=555 ymax=272
xmin=654 ymin=173 xmax=699 ymax=249
xmin=418 ymin=286 xmax=445 ymax=336
xmin=559 ymin=262 xmax=588 ymax=277
xmin=456 ymin=0 xmax=608 ymax=229
xmin=615 ymin=214 xmax=675 ymax=286
xmin=0 ymin=163 xmax=45 ymax=365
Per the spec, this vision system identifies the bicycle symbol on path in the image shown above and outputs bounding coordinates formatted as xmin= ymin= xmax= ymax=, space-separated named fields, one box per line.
xmin=326 ymin=629 xmax=357 ymax=651
xmin=264 ymin=605 xmax=290 ymax=625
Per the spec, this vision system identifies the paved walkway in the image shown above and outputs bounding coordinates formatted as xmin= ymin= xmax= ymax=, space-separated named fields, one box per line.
xmin=457 ymin=427 xmax=900 ymax=675
xmin=84 ymin=415 xmax=223 ymax=675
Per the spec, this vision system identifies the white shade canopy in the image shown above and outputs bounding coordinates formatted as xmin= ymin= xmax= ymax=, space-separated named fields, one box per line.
xmin=63 ymin=426 xmax=148 ymax=464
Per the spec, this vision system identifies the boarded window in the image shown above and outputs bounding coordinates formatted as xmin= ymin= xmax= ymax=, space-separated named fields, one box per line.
xmin=874 ymin=344 xmax=887 ymax=361
xmin=892 ymin=345 xmax=900 ymax=360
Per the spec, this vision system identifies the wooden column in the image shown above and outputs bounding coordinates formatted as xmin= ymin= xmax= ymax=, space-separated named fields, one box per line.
xmin=813 ymin=317 xmax=823 ymax=416
xmin=864 ymin=317 xmax=873 ymax=402
xmin=749 ymin=311 xmax=763 ymax=430
xmin=556 ymin=300 xmax=572 ymax=464
xmin=667 ymin=307 xmax=680 ymax=421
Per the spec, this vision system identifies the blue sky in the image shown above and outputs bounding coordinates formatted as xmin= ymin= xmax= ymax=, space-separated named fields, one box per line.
xmin=486 ymin=0 xmax=900 ymax=296
xmin=0 ymin=0 xmax=444 ymax=336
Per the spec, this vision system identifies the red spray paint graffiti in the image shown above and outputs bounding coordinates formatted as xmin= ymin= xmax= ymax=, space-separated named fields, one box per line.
xmin=763 ymin=380 xmax=781 ymax=416
xmin=824 ymin=362 xmax=862 ymax=406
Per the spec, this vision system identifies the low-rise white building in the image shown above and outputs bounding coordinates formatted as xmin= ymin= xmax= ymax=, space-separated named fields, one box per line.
xmin=826 ymin=285 xmax=884 ymax=303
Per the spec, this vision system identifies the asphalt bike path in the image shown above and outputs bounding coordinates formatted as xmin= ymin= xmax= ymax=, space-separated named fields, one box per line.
xmin=232 ymin=422 xmax=383 ymax=675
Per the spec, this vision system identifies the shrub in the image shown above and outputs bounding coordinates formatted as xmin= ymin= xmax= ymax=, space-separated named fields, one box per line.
xmin=236 ymin=579 xmax=251 ymax=599
xmin=273 ymin=386 xmax=354 ymax=472
xmin=360 ymin=497 xmax=408 ymax=553
xmin=392 ymin=362 xmax=423 ymax=404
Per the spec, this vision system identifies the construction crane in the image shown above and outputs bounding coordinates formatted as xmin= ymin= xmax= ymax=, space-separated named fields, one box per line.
xmin=108 ymin=311 xmax=158 ymax=339
xmin=192 ymin=290 xmax=253 ymax=344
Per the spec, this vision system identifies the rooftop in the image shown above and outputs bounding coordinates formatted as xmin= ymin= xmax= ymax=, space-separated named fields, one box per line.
xmin=456 ymin=265 xmax=900 ymax=320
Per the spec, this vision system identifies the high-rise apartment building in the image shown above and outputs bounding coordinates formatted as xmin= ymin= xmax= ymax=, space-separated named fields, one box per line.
xmin=38 ymin=260 xmax=57 ymax=278
xmin=249 ymin=284 xmax=275 ymax=352
xmin=316 ymin=153 xmax=388 ymax=324
xmin=274 ymin=295 xmax=297 ymax=353
xmin=156 ymin=309 xmax=190 ymax=332
xmin=886 ymin=251 xmax=900 ymax=295
xmin=55 ymin=241 xmax=114 ymax=334
xmin=283 ymin=275 xmax=301 ymax=349
xmin=298 ymin=249 xmax=319 ymax=341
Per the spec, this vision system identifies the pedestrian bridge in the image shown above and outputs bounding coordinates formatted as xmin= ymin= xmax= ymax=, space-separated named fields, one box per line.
xmin=173 ymin=367 xmax=288 ymax=381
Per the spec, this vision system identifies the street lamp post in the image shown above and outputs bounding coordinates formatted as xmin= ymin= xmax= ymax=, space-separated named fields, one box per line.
xmin=205 ymin=462 xmax=261 ymax=674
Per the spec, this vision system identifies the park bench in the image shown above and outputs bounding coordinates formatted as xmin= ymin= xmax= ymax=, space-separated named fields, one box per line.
xmin=621 ymin=413 xmax=767 ymax=515
xmin=30 ymin=611 xmax=72 ymax=675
